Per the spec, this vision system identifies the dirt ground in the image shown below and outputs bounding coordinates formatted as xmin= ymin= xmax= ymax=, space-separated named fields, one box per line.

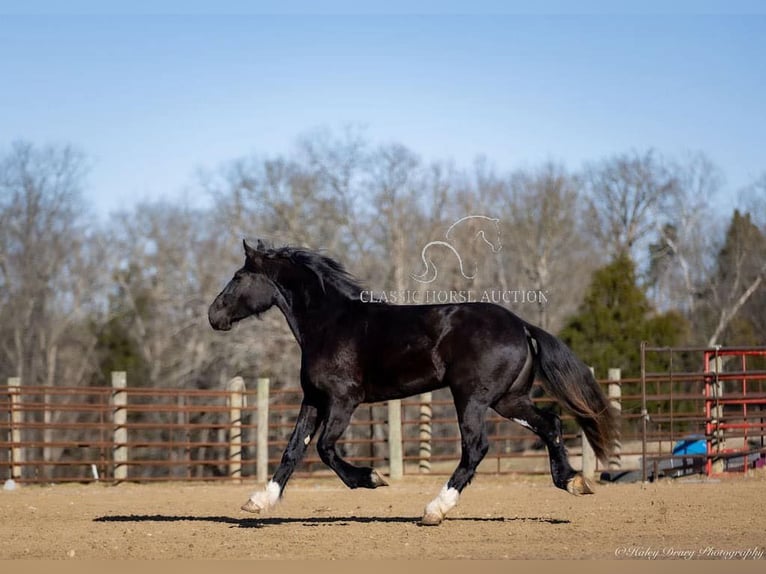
xmin=2 ymin=472 xmax=765 ymax=560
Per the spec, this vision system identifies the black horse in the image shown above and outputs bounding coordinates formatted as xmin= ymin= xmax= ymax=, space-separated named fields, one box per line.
xmin=209 ymin=240 xmax=617 ymax=525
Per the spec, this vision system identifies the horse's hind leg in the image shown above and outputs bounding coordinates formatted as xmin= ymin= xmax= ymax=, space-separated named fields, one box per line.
xmin=422 ymin=397 xmax=489 ymax=526
xmin=492 ymin=394 xmax=594 ymax=495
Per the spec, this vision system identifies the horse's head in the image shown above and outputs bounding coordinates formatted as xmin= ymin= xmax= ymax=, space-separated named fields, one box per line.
xmin=208 ymin=239 xmax=279 ymax=331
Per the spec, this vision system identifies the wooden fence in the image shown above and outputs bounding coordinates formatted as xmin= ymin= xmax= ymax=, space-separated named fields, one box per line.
xmin=1 ymin=373 xmax=614 ymax=484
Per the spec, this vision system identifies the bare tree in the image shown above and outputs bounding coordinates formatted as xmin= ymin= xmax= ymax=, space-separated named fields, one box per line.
xmin=0 ymin=141 xmax=98 ymax=387
xmin=363 ymin=143 xmax=425 ymax=291
xmin=296 ymin=125 xmax=371 ymax=256
xmin=647 ymin=153 xmax=722 ymax=313
xmin=0 ymin=141 xmax=105 ymax=475
xmin=103 ymin=201 xmax=250 ymax=389
xmin=497 ymin=163 xmax=595 ymax=331
xmin=583 ymin=150 xmax=677 ymax=261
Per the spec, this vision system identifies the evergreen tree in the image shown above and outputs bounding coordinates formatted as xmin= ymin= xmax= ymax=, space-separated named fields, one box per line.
xmin=91 ymin=264 xmax=151 ymax=386
xmin=560 ymin=253 xmax=687 ymax=377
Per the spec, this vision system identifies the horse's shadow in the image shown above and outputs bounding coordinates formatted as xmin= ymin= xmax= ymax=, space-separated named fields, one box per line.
xmin=93 ymin=514 xmax=570 ymax=529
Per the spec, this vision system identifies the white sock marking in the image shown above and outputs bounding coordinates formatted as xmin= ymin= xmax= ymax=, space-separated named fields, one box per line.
xmin=247 ymin=480 xmax=282 ymax=511
xmin=424 ymin=484 xmax=460 ymax=520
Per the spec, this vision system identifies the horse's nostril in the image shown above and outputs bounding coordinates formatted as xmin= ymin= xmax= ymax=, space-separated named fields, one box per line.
xmin=208 ymin=307 xmax=230 ymax=331
xmin=210 ymin=318 xmax=232 ymax=331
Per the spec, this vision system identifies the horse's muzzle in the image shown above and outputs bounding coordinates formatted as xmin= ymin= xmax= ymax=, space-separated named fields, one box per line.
xmin=208 ymin=306 xmax=232 ymax=331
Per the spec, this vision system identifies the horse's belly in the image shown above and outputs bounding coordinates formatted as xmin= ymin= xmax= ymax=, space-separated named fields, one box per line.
xmin=363 ymin=351 xmax=445 ymax=402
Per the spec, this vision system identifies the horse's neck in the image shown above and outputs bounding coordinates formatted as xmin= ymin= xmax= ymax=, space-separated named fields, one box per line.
xmin=272 ymin=285 xmax=352 ymax=347
xmin=271 ymin=289 xmax=305 ymax=347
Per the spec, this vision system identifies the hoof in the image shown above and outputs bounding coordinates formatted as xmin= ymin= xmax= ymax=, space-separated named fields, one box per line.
xmin=420 ymin=512 xmax=443 ymax=526
xmin=371 ymin=470 xmax=388 ymax=488
xmin=241 ymin=499 xmax=265 ymax=513
xmin=566 ymin=473 xmax=595 ymax=496
xmin=241 ymin=480 xmax=281 ymax=513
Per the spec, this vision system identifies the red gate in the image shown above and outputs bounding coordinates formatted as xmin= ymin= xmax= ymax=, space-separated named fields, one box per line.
xmin=704 ymin=347 xmax=766 ymax=475
xmin=641 ymin=344 xmax=766 ymax=481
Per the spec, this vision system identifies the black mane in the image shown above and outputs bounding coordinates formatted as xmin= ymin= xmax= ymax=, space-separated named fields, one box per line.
xmin=271 ymin=246 xmax=365 ymax=299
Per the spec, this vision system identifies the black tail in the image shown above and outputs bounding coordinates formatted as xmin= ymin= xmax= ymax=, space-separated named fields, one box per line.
xmin=524 ymin=323 xmax=618 ymax=463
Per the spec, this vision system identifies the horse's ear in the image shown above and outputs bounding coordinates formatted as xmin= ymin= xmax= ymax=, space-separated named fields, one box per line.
xmin=256 ymin=238 xmax=266 ymax=251
xmin=243 ymin=239 xmax=260 ymax=260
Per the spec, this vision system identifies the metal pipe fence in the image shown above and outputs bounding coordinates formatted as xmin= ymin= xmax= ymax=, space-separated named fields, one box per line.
xmin=3 ymin=346 xmax=765 ymax=485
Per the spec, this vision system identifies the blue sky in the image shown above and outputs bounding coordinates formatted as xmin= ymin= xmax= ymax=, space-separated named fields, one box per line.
xmin=1 ymin=5 xmax=765 ymax=217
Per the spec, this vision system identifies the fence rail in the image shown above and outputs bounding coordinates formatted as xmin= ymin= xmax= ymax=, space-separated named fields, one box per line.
xmin=3 ymin=346 xmax=766 ymax=484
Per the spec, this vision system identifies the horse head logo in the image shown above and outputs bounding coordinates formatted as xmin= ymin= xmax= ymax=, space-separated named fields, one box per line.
xmin=411 ymin=215 xmax=503 ymax=284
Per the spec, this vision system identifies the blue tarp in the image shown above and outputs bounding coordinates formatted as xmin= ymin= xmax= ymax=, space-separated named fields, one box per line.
xmin=672 ymin=435 xmax=707 ymax=456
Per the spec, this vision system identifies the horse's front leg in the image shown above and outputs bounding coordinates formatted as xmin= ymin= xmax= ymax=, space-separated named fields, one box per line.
xmin=241 ymin=399 xmax=320 ymax=513
xmin=316 ymin=397 xmax=388 ymax=489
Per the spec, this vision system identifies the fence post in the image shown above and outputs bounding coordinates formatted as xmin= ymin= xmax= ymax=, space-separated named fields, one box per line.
xmin=256 ymin=377 xmax=269 ymax=484
xmin=581 ymin=367 xmax=597 ymax=480
xmin=8 ymin=377 xmax=23 ymax=480
xmin=43 ymin=390 xmax=52 ymax=480
xmin=607 ymin=368 xmax=622 ymax=470
xmin=228 ymin=377 xmax=246 ymax=483
xmin=111 ymin=371 xmax=128 ymax=482
xmin=419 ymin=392 xmax=432 ymax=473
xmin=387 ymin=399 xmax=403 ymax=480
xmin=710 ymin=356 xmax=725 ymax=473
